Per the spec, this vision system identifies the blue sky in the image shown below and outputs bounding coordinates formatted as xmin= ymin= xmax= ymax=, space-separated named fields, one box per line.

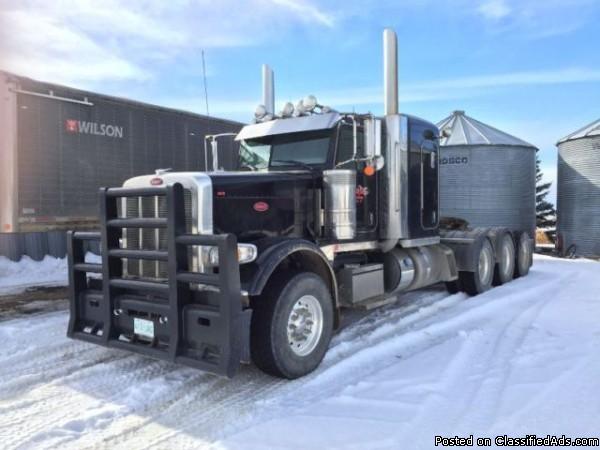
xmin=1 ymin=0 xmax=599 ymax=204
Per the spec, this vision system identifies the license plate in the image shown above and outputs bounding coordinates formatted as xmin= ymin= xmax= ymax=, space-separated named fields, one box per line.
xmin=133 ymin=317 xmax=155 ymax=339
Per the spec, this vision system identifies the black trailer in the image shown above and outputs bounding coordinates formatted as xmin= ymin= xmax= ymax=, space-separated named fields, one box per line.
xmin=0 ymin=71 xmax=243 ymax=260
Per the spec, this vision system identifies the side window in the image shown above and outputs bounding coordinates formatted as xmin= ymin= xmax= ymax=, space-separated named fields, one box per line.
xmin=336 ymin=124 xmax=364 ymax=165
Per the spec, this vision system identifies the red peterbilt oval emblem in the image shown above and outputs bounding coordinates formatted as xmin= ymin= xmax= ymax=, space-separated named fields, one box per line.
xmin=150 ymin=177 xmax=163 ymax=186
xmin=253 ymin=201 xmax=269 ymax=212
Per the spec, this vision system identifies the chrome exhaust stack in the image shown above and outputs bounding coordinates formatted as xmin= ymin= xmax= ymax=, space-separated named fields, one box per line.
xmin=261 ymin=64 xmax=275 ymax=116
xmin=383 ymin=28 xmax=398 ymax=116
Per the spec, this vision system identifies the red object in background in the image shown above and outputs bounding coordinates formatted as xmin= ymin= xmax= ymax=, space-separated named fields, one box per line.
xmin=65 ymin=120 xmax=78 ymax=133
xmin=253 ymin=201 xmax=269 ymax=212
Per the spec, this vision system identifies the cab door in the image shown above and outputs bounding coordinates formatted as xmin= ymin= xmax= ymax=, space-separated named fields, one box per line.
xmin=335 ymin=124 xmax=378 ymax=236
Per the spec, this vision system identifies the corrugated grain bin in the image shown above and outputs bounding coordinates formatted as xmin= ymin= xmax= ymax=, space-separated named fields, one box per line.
xmin=436 ymin=111 xmax=537 ymax=238
xmin=556 ymin=119 xmax=600 ymax=258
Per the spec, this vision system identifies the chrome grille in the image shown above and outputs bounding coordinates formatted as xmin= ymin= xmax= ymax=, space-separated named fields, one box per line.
xmin=120 ymin=190 xmax=193 ymax=279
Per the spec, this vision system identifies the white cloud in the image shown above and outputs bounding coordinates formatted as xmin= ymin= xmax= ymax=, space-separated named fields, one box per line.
xmin=270 ymin=0 xmax=335 ymax=27
xmin=473 ymin=0 xmax=596 ymax=38
xmin=159 ymin=66 xmax=600 ymax=121
xmin=320 ymin=67 xmax=600 ymax=109
xmin=0 ymin=0 xmax=335 ymax=86
xmin=0 ymin=9 xmax=148 ymax=85
xmin=477 ymin=0 xmax=511 ymax=20
xmin=410 ymin=67 xmax=600 ymax=91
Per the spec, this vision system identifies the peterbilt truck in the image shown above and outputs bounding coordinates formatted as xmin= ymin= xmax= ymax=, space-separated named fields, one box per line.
xmin=67 ymin=29 xmax=533 ymax=379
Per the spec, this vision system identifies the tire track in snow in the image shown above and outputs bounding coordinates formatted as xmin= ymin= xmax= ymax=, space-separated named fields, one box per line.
xmin=455 ymin=284 xmax=562 ymax=431
xmin=1 ymin=356 xmax=177 ymax=449
xmin=403 ymin=271 xmax=571 ymax=435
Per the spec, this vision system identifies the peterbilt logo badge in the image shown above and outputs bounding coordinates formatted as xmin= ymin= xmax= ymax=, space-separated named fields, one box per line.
xmin=65 ymin=119 xmax=124 ymax=138
xmin=355 ymin=185 xmax=369 ymax=204
xmin=253 ymin=201 xmax=269 ymax=212
xmin=150 ymin=177 xmax=163 ymax=185
xmin=440 ymin=156 xmax=468 ymax=165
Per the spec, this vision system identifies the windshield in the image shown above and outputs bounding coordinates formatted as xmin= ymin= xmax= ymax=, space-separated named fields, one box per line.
xmin=239 ymin=131 xmax=331 ymax=171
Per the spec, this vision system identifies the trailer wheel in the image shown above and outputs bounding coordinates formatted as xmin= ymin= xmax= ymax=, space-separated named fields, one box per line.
xmin=514 ymin=232 xmax=533 ymax=277
xmin=250 ymin=272 xmax=334 ymax=379
xmin=460 ymin=237 xmax=494 ymax=296
xmin=492 ymin=233 xmax=515 ymax=286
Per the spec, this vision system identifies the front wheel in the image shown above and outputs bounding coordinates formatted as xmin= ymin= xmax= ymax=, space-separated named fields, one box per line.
xmin=250 ymin=272 xmax=334 ymax=379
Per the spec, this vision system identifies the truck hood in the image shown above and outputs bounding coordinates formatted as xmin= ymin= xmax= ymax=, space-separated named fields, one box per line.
xmin=122 ymin=170 xmax=317 ymax=241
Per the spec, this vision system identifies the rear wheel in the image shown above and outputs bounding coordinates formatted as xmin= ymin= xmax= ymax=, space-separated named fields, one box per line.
xmin=250 ymin=272 xmax=334 ymax=379
xmin=514 ymin=232 xmax=532 ymax=278
xmin=461 ymin=238 xmax=495 ymax=296
xmin=493 ymin=233 xmax=515 ymax=285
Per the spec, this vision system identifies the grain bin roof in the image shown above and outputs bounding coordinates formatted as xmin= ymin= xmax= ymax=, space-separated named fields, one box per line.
xmin=557 ymin=118 xmax=600 ymax=144
xmin=437 ymin=110 xmax=535 ymax=148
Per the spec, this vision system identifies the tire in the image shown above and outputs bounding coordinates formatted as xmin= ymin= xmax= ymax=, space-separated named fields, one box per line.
xmin=445 ymin=279 xmax=462 ymax=294
xmin=250 ymin=272 xmax=334 ymax=379
xmin=460 ymin=237 xmax=495 ymax=296
xmin=514 ymin=232 xmax=532 ymax=278
xmin=492 ymin=233 xmax=515 ymax=286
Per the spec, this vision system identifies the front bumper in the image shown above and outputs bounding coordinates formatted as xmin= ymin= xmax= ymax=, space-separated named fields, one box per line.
xmin=67 ymin=183 xmax=251 ymax=377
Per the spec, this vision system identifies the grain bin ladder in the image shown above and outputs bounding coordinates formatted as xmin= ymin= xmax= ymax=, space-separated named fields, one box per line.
xmin=66 ymin=183 xmax=251 ymax=377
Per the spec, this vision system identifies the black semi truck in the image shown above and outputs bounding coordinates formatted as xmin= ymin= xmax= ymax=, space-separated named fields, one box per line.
xmin=67 ymin=29 xmax=533 ymax=379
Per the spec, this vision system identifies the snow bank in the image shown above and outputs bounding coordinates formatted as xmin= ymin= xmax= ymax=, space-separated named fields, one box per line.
xmin=0 ymin=255 xmax=68 ymax=295
xmin=0 ymin=252 xmax=100 ymax=296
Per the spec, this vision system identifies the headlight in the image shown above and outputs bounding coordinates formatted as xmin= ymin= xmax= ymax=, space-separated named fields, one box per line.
xmin=207 ymin=243 xmax=258 ymax=266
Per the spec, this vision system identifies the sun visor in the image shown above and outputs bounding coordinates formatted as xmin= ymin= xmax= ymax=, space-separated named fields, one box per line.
xmin=235 ymin=112 xmax=341 ymax=141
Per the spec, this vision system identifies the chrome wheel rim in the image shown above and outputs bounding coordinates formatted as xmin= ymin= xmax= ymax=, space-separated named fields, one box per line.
xmin=287 ymin=295 xmax=323 ymax=357
xmin=479 ymin=243 xmax=493 ymax=285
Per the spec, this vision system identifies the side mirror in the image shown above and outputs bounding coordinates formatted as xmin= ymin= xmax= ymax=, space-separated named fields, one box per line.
xmin=364 ymin=117 xmax=382 ymax=159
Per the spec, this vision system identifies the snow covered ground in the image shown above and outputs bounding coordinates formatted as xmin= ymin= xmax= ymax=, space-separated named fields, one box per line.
xmin=0 ymin=255 xmax=598 ymax=449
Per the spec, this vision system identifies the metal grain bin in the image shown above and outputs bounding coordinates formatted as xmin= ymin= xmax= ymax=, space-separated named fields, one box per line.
xmin=556 ymin=119 xmax=600 ymax=258
xmin=437 ymin=111 xmax=536 ymax=237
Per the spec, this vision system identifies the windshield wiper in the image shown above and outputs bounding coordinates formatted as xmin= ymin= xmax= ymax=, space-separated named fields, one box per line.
xmin=271 ymin=160 xmax=317 ymax=172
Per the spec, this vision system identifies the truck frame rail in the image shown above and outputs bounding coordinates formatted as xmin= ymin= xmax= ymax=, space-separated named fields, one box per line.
xmin=67 ymin=183 xmax=251 ymax=377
